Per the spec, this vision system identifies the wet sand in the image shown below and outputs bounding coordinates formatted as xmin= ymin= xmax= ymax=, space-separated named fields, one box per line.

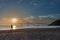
xmin=0 ymin=28 xmax=60 ymax=40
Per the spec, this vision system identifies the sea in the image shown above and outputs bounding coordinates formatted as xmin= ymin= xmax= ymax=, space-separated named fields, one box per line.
xmin=0 ymin=25 xmax=60 ymax=30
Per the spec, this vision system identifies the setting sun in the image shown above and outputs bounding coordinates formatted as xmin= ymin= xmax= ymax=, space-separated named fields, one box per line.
xmin=11 ymin=18 xmax=17 ymax=23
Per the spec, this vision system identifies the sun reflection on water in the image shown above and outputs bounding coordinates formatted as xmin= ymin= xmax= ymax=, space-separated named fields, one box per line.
xmin=13 ymin=25 xmax=16 ymax=30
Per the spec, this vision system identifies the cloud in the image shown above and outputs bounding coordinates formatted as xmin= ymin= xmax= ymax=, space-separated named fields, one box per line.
xmin=30 ymin=16 xmax=35 ymax=19
xmin=30 ymin=0 xmax=40 ymax=6
xmin=24 ymin=16 xmax=35 ymax=20
xmin=38 ymin=15 xmax=57 ymax=20
xmin=48 ymin=14 xmax=60 ymax=19
xmin=24 ymin=14 xmax=60 ymax=20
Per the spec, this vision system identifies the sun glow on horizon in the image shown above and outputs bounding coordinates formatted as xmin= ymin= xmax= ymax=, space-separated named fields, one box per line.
xmin=11 ymin=18 xmax=17 ymax=23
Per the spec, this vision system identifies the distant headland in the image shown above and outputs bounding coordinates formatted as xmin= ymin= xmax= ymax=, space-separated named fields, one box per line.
xmin=49 ymin=20 xmax=60 ymax=26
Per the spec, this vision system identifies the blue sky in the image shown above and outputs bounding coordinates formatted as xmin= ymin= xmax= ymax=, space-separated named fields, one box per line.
xmin=0 ymin=0 xmax=60 ymax=20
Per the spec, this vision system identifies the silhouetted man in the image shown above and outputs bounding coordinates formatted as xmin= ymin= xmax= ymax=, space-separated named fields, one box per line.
xmin=11 ymin=25 xmax=13 ymax=30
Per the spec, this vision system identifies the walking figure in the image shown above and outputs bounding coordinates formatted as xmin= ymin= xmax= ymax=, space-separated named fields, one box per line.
xmin=11 ymin=25 xmax=13 ymax=30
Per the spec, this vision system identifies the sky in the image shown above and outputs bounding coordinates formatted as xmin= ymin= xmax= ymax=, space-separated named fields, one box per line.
xmin=0 ymin=0 xmax=60 ymax=20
